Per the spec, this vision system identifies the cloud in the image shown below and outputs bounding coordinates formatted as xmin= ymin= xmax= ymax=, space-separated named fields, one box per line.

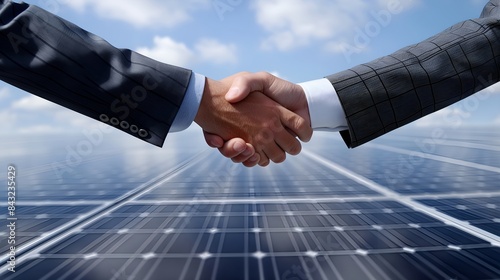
xmin=60 ymin=0 xmax=210 ymax=28
xmin=0 ymin=110 xmax=17 ymax=125
xmin=137 ymin=36 xmax=195 ymax=67
xmin=0 ymin=87 xmax=10 ymax=101
xmin=15 ymin=125 xmax=66 ymax=134
xmin=7 ymin=95 xmax=97 ymax=133
xmin=11 ymin=96 xmax=61 ymax=111
xmin=483 ymin=81 xmax=500 ymax=95
xmin=195 ymin=39 xmax=238 ymax=64
xmin=252 ymin=0 xmax=419 ymax=52
xmin=414 ymin=107 xmax=471 ymax=128
xmin=137 ymin=36 xmax=238 ymax=68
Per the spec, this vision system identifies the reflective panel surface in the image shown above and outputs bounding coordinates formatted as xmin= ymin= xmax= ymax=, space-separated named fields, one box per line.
xmin=1 ymin=127 xmax=500 ymax=279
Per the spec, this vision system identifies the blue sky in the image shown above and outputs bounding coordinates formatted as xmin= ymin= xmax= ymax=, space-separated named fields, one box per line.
xmin=1 ymin=0 xmax=499 ymax=138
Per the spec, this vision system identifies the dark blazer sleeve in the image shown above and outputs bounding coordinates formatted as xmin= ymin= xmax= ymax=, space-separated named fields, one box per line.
xmin=0 ymin=1 xmax=192 ymax=147
xmin=328 ymin=0 xmax=500 ymax=148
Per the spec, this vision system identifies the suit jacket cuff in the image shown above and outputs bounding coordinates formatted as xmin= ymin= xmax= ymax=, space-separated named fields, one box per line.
xmin=170 ymin=72 xmax=205 ymax=132
xmin=299 ymin=78 xmax=348 ymax=131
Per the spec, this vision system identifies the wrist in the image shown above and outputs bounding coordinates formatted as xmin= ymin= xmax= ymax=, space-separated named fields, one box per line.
xmin=194 ymin=77 xmax=209 ymax=126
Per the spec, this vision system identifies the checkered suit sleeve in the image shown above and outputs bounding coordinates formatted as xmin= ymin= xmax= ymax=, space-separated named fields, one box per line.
xmin=0 ymin=1 xmax=192 ymax=147
xmin=328 ymin=0 xmax=500 ymax=148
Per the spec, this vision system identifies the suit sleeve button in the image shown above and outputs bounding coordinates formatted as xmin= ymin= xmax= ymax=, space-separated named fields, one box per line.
xmin=110 ymin=118 xmax=120 ymax=126
xmin=120 ymin=121 xmax=130 ymax=129
xmin=99 ymin=114 xmax=109 ymax=122
xmin=139 ymin=129 xmax=149 ymax=138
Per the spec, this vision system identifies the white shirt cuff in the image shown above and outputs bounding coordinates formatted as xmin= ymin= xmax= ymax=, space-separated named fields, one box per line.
xmin=299 ymin=78 xmax=348 ymax=132
xmin=170 ymin=72 xmax=205 ymax=132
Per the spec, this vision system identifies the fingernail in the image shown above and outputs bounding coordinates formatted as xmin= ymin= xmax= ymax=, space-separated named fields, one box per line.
xmin=249 ymin=155 xmax=259 ymax=162
xmin=226 ymin=87 xmax=240 ymax=100
xmin=233 ymin=141 xmax=246 ymax=153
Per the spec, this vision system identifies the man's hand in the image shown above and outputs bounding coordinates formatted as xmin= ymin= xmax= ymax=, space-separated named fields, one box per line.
xmin=203 ymin=72 xmax=312 ymax=167
xmin=195 ymin=74 xmax=312 ymax=166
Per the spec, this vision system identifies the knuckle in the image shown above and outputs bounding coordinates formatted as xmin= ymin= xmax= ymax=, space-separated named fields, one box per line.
xmin=269 ymin=119 xmax=284 ymax=133
xmin=255 ymin=128 xmax=274 ymax=144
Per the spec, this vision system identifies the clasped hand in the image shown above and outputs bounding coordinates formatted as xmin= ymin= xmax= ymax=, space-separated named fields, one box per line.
xmin=194 ymin=72 xmax=312 ymax=167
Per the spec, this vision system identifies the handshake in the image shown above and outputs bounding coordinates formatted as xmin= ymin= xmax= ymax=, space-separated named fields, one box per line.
xmin=194 ymin=72 xmax=315 ymax=168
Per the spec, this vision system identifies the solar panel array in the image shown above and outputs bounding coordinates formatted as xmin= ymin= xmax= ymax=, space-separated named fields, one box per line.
xmin=1 ymin=128 xmax=500 ymax=280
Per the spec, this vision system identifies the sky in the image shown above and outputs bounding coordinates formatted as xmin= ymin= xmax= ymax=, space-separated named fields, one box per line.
xmin=1 ymin=0 xmax=500 ymax=139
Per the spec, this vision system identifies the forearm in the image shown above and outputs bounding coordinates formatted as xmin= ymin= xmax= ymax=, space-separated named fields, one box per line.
xmin=0 ymin=1 xmax=192 ymax=146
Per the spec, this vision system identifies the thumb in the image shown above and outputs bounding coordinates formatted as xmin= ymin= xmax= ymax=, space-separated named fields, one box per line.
xmin=225 ymin=72 xmax=271 ymax=103
xmin=225 ymin=86 xmax=248 ymax=103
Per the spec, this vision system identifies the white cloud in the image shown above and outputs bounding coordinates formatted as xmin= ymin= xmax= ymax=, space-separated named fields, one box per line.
xmin=414 ymin=107 xmax=471 ymax=128
xmin=0 ymin=88 xmax=10 ymax=101
xmin=137 ymin=36 xmax=238 ymax=68
xmin=195 ymin=39 xmax=238 ymax=64
xmin=53 ymin=109 xmax=97 ymax=129
xmin=7 ymin=95 xmax=97 ymax=133
xmin=15 ymin=125 xmax=66 ymax=134
xmin=11 ymin=96 xmax=60 ymax=111
xmin=137 ymin=36 xmax=195 ymax=67
xmin=0 ymin=110 xmax=17 ymax=125
xmin=483 ymin=81 xmax=500 ymax=95
xmin=253 ymin=0 xmax=419 ymax=52
xmin=60 ymin=0 xmax=210 ymax=28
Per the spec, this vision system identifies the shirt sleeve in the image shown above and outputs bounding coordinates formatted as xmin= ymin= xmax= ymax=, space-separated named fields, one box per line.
xmin=299 ymin=78 xmax=348 ymax=131
xmin=170 ymin=72 xmax=206 ymax=132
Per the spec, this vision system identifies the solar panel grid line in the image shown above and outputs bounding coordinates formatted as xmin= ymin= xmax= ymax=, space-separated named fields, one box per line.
xmin=287 ymin=202 xmax=361 ymax=280
xmin=408 ymin=252 xmax=453 ymax=279
xmin=250 ymin=203 xmax=266 ymax=280
xmin=193 ymin=204 xmax=225 ymax=280
xmin=149 ymin=203 xmax=219 ymax=280
xmin=408 ymin=191 xmax=500 ymax=200
xmin=104 ymin=206 xmax=162 ymax=280
xmin=127 ymin=195 xmax=386 ymax=205
xmin=0 ymin=200 xmax=112 ymax=265
xmin=6 ymin=243 xmax=497 ymax=259
xmin=3 ymin=131 xmax=500 ymax=279
xmin=368 ymin=143 xmax=500 ymax=174
xmin=146 ymin=204 xmax=198 ymax=280
xmin=459 ymin=250 xmax=500 ymax=276
xmin=303 ymin=150 xmax=500 ymax=249
xmin=274 ymin=203 xmax=331 ymax=280
xmin=205 ymin=204 xmax=238 ymax=280
xmin=292 ymin=203 xmax=344 ymax=279
xmin=258 ymin=203 xmax=301 ymax=280
xmin=383 ymin=135 xmax=500 ymax=152
xmin=0 ymin=201 xmax=107 ymax=207
xmin=0 ymin=150 xmax=211 ymax=275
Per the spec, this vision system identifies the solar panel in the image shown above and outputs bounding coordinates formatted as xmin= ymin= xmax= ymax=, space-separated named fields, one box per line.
xmin=1 ymin=128 xmax=500 ymax=279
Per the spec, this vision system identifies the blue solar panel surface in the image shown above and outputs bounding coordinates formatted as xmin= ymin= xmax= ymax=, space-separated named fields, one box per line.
xmin=1 ymin=127 xmax=500 ymax=280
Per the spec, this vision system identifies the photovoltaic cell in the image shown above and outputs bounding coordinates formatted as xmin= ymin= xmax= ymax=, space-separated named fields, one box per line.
xmin=1 ymin=128 xmax=500 ymax=279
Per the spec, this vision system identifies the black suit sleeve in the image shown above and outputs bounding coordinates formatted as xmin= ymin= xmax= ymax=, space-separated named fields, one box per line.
xmin=328 ymin=0 xmax=500 ymax=148
xmin=0 ymin=1 xmax=192 ymax=147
